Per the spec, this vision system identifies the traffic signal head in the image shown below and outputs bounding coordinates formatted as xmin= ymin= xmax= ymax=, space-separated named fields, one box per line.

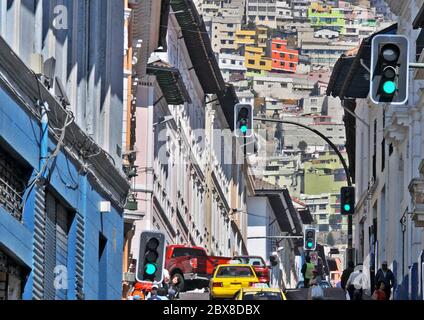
xmin=370 ymin=35 xmax=409 ymax=105
xmin=136 ymin=231 xmax=166 ymax=283
xmin=303 ymin=228 xmax=316 ymax=251
xmin=234 ymin=103 xmax=253 ymax=137
xmin=340 ymin=186 xmax=355 ymax=215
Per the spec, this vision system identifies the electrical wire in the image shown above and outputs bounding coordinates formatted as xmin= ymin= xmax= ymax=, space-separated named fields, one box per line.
xmin=20 ymin=111 xmax=73 ymax=214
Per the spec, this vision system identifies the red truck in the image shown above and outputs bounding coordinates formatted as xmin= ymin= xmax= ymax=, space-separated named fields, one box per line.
xmin=232 ymin=256 xmax=270 ymax=284
xmin=165 ymin=245 xmax=231 ymax=291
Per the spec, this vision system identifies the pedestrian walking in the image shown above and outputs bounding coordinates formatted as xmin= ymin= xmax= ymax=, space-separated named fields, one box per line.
xmin=309 ymin=270 xmax=324 ymax=300
xmin=375 ymin=261 xmax=396 ymax=300
xmin=372 ymin=281 xmax=386 ymax=300
xmin=301 ymin=256 xmax=315 ymax=288
xmin=147 ymin=284 xmax=161 ymax=300
xmin=168 ymin=275 xmax=181 ymax=300
xmin=341 ymin=261 xmax=355 ymax=299
xmin=346 ymin=264 xmax=365 ymax=300
xmin=128 ymin=282 xmax=145 ymax=300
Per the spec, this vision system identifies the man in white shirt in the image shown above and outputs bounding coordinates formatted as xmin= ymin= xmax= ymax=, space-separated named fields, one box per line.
xmin=346 ymin=264 xmax=365 ymax=300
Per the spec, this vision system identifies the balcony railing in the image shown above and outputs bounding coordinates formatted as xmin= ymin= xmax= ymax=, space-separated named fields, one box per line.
xmin=0 ymin=175 xmax=23 ymax=221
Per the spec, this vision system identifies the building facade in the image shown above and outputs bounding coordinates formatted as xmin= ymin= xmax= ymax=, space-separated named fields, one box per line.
xmin=125 ymin=0 xmax=249 ymax=287
xmin=271 ymin=38 xmax=299 ymax=73
xmin=0 ymin=0 xmax=129 ymax=300
xmin=327 ymin=1 xmax=424 ymax=299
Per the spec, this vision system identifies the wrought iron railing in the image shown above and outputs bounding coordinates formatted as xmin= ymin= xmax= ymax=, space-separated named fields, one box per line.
xmin=0 ymin=175 xmax=23 ymax=221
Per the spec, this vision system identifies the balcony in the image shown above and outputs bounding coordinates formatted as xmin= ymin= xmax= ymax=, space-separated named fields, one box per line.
xmin=408 ymin=160 xmax=424 ymax=227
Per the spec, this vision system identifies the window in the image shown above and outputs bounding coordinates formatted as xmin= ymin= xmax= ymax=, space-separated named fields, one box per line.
xmin=280 ymin=83 xmax=287 ymax=88
xmin=231 ymin=60 xmax=235 ymax=64
xmin=216 ymin=266 xmax=254 ymax=277
xmin=319 ymin=214 xmax=327 ymax=220
xmin=248 ymin=59 xmax=255 ymax=65
xmin=227 ymin=24 xmax=234 ymax=28
xmin=171 ymin=247 xmax=207 ymax=258
xmin=45 ymin=191 xmax=75 ymax=300
xmin=319 ymin=204 xmax=327 ymax=210
xmin=260 ymin=61 xmax=266 ymax=66
xmin=257 ymin=80 xmax=264 ymax=85
xmin=0 ymin=144 xmax=31 ymax=222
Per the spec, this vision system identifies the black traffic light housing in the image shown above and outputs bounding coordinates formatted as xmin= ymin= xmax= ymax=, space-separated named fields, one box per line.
xmin=340 ymin=186 xmax=355 ymax=215
xmin=234 ymin=103 xmax=253 ymax=137
xmin=136 ymin=231 xmax=166 ymax=283
xmin=370 ymin=35 xmax=409 ymax=105
xmin=303 ymin=228 xmax=316 ymax=251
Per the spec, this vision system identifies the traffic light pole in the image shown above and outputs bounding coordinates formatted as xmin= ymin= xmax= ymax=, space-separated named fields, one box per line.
xmin=253 ymin=117 xmax=354 ymax=263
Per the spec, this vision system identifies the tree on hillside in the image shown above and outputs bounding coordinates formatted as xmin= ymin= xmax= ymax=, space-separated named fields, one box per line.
xmin=298 ymin=140 xmax=308 ymax=153
xmin=326 ymin=232 xmax=335 ymax=247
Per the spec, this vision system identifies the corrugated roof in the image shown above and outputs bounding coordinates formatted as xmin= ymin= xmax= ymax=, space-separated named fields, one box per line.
xmin=170 ymin=0 xmax=238 ymax=129
xmin=326 ymin=23 xmax=398 ymax=100
xmin=413 ymin=4 xmax=424 ymax=29
xmin=147 ymin=60 xmax=191 ymax=105
xmin=170 ymin=0 xmax=226 ymax=94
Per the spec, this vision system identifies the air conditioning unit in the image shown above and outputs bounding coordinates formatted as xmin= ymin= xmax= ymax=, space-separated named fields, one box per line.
xmin=123 ymin=272 xmax=136 ymax=282
xmin=30 ymin=53 xmax=44 ymax=75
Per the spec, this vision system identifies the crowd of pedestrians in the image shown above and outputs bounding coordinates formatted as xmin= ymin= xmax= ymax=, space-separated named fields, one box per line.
xmin=123 ymin=269 xmax=182 ymax=301
xmin=340 ymin=261 xmax=396 ymax=300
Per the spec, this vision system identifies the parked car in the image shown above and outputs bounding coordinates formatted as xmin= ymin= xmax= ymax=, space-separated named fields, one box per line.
xmin=232 ymin=256 xmax=270 ymax=284
xmin=209 ymin=264 xmax=259 ymax=300
xmin=165 ymin=245 xmax=231 ymax=292
xmin=234 ymin=286 xmax=287 ymax=300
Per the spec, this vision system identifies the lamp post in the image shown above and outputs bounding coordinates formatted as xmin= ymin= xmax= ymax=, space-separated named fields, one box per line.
xmin=253 ymin=117 xmax=354 ymax=263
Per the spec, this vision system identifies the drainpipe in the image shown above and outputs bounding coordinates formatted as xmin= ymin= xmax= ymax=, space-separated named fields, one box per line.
xmin=40 ymin=102 xmax=49 ymax=178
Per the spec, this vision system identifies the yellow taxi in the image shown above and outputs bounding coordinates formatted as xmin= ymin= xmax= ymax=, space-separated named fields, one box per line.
xmin=209 ymin=264 xmax=259 ymax=299
xmin=234 ymin=286 xmax=287 ymax=300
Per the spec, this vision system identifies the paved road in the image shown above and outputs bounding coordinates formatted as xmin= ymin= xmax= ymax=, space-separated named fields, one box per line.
xmin=179 ymin=288 xmax=347 ymax=300
xmin=179 ymin=290 xmax=210 ymax=300
xmin=285 ymin=288 xmax=347 ymax=300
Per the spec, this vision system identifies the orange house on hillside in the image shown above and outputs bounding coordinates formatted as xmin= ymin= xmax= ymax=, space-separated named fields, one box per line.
xmin=271 ymin=38 xmax=299 ymax=73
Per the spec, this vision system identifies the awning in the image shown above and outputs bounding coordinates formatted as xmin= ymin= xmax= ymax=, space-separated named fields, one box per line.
xmin=170 ymin=0 xmax=226 ymax=94
xmin=254 ymin=188 xmax=302 ymax=235
xmin=298 ymin=208 xmax=314 ymax=225
xmin=326 ymin=23 xmax=398 ymax=100
xmin=170 ymin=0 xmax=238 ymax=129
xmin=413 ymin=4 xmax=424 ymax=29
xmin=147 ymin=59 xmax=191 ymax=105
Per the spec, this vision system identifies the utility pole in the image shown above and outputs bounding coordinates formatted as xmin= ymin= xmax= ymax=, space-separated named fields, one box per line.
xmin=253 ymin=117 xmax=354 ymax=263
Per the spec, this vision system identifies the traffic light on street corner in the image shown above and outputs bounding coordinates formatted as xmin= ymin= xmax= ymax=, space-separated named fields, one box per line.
xmin=340 ymin=186 xmax=355 ymax=215
xmin=370 ymin=35 xmax=409 ymax=105
xmin=136 ymin=231 xmax=166 ymax=283
xmin=303 ymin=228 xmax=316 ymax=251
xmin=234 ymin=103 xmax=253 ymax=137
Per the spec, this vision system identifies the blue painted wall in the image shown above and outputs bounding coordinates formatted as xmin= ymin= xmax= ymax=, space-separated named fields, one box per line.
xmin=0 ymin=85 xmax=123 ymax=300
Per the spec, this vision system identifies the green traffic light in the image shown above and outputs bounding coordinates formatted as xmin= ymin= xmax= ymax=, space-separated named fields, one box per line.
xmin=344 ymin=204 xmax=351 ymax=211
xmin=307 ymin=241 xmax=313 ymax=248
xmin=240 ymin=125 xmax=248 ymax=133
xmin=382 ymin=81 xmax=396 ymax=94
xmin=145 ymin=263 xmax=157 ymax=275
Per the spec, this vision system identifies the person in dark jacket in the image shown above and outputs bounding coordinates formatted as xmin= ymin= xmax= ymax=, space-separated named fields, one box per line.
xmin=168 ymin=275 xmax=181 ymax=300
xmin=341 ymin=261 xmax=355 ymax=299
xmin=375 ymin=261 xmax=396 ymax=300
